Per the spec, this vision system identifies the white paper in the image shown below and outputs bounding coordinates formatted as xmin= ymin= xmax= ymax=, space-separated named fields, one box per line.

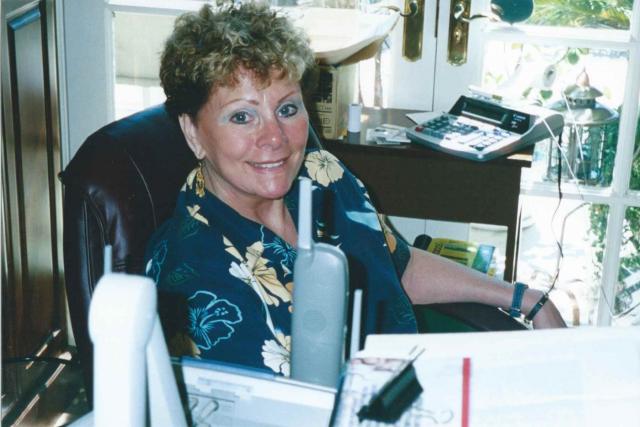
xmin=332 ymin=356 xmax=465 ymax=426
xmin=360 ymin=327 xmax=640 ymax=427
xmin=182 ymin=360 xmax=335 ymax=427
xmin=405 ymin=111 xmax=441 ymax=124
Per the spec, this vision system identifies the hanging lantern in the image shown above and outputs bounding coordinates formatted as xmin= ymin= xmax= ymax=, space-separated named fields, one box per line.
xmin=546 ymin=69 xmax=619 ymax=185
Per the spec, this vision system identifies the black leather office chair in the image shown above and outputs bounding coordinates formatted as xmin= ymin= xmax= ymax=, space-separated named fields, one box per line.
xmin=60 ymin=103 xmax=524 ymax=396
xmin=60 ymin=105 xmax=190 ymax=395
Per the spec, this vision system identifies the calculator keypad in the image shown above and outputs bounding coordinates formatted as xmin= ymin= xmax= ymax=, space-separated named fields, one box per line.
xmin=415 ymin=114 xmax=515 ymax=151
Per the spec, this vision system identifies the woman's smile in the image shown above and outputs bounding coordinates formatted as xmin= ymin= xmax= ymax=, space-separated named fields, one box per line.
xmin=248 ymin=158 xmax=287 ymax=170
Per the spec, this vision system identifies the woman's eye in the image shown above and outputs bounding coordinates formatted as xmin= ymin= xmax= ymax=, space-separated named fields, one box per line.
xmin=278 ymin=103 xmax=299 ymax=118
xmin=230 ymin=111 xmax=251 ymax=124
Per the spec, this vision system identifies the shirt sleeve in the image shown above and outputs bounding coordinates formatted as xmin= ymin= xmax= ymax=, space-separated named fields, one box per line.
xmin=378 ymin=214 xmax=411 ymax=279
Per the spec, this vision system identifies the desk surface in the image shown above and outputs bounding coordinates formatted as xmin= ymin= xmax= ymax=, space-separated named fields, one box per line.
xmin=327 ymin=107 xmax=533 ymax=166
xmin=323 ymin=107 xmax=532 ymax=281
xmin=1 ymin=356 xmax=88 ymax=426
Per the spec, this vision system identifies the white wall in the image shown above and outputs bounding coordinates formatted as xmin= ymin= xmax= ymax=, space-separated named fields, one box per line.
xmin=57 ymin=0 xmax=114 ymax=165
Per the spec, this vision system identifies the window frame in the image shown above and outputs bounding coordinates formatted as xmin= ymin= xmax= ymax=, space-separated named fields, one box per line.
xmin=476 ymin=7 xmax=640 ymax=325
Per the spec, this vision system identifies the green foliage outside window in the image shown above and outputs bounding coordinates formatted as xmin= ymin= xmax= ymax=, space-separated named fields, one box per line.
xmin=528 ymin=0 xmax=632 ymax=29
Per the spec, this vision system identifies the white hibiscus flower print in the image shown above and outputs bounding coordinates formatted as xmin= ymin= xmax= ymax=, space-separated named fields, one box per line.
xmin=261 ymin=331 xmax=290 ymax=376
xmin=304 ymin=150 xmax=344 ymax=187
xmin=187 ymin=204 xmax=209 ymax=226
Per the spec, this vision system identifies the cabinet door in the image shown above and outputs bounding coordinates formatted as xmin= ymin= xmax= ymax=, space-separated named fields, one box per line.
xmin=383 ymin=0 xmax=485 ymax=112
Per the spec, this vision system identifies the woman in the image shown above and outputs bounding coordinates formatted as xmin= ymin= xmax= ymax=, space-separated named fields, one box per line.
xmin=145 ymin=2 xmax=565 ymax=376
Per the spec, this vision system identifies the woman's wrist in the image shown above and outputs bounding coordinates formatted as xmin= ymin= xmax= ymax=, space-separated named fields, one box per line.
xmin=522 ymin=288 xmax=545 ymax=319
xmin=525 ymin=292 xmax=549 ymax=323
xmin=509 ymin=286 xmax=547 ymax=323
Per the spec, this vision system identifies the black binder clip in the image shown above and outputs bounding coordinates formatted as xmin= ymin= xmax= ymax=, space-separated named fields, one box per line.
xmin=357 ymin=348 xmax=425 ymax=424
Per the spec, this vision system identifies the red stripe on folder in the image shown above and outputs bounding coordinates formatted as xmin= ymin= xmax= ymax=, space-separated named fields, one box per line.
xmin=461 ymin=357 xmax=471 ymax=427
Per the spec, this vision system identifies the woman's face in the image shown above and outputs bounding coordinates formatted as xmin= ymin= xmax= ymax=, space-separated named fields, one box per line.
xmin=180 ymin=69 xmax=308 ymax=207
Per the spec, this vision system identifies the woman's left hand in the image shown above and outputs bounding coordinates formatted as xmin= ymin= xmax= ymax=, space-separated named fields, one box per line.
xmin=402 ymin=248 xmax=568 ymax=329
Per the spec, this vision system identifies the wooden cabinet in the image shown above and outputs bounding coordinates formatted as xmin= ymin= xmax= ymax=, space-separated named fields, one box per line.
xmin=2 ymin=0 xmax=66 ymax=369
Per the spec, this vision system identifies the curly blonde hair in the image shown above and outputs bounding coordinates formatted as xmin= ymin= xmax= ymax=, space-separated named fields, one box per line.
xmin=160 ymin=2 xmax=315 ymax=118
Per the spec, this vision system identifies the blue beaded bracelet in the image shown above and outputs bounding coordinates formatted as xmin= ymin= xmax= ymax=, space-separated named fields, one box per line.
xmin=509 ymin=282 xmax=528 ymax=318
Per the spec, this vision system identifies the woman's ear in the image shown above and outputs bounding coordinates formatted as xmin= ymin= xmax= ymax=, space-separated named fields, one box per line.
xmin=178 ymin=114 xmax=206 ymax=160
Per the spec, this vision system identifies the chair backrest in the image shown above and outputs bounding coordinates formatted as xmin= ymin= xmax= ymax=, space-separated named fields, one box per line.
xmin=60 ymin=104 xmax=325 ymax=394
xmin=60 ymin=105 xmax=194 ymax=393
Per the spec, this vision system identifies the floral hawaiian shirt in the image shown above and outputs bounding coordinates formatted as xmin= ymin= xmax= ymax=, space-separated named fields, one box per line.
xmin=144 ymin=148 xmax=418 ymax=376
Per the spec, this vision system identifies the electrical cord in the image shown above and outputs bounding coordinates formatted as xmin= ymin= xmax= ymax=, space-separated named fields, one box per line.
xmin=538 ymin=110 xmax=584 ymax=301
xmin=538 ymin=116 xmax=567 ymax=297
xmin=2 ymin=356 xmax=78 ymax=366
xmin=540 ymin=93 xmax=629 ymax=320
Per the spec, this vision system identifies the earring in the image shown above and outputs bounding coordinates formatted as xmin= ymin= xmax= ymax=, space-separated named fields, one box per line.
xmin=194 ymin=161 xmax=206 ymax=198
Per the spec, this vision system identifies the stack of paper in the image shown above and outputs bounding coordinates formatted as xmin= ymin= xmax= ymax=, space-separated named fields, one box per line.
xmin=343 ymin=327 xmax=640 ymax=427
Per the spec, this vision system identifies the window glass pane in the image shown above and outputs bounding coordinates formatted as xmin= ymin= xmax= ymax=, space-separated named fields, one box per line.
xmin=114 ymin=12 xmax=172 ymax=118
xmin=482 ymin=43 xmax=627 ymax=188
xmin=612 ymin=206 xmax=640 ymax=326
xmin=630 ymin=106 xmax=640 ymax=191
xmin=526 ymin=0 xmax=632 ymax=30
xmin=515 ymin=195 xmax=607 ymax=326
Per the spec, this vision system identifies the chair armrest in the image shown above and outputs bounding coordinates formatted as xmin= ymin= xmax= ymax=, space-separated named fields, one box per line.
xmin=414 ymin=302 xmax=527 ymax=332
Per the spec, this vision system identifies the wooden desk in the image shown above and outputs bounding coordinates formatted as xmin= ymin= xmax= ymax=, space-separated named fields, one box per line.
xmin=323 ymin=107 xmax=532 ymax=282
xmin=1 ymin=354 xmax=88 ymax=425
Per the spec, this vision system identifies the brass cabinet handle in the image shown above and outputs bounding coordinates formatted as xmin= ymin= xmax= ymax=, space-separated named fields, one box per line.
xmin=402 ymin=0 xmax=425 ymax=61
xmin=448 ymin=0 xmax=534 ymax=65
xmin=379 ymin=1 xmax=425 ymax=61
xmin=447 ymin=0 xmax=471 ymax=65
xmin=400 ymin=0 xmax=419 ymax=17
xmin=383 ymin=2 xmax=419 ymax=18
xmin=453 ymin=1 xmax=494 ymax=22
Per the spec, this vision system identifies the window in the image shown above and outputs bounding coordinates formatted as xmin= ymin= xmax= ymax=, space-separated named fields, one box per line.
xmin=113 ymin=10 xmax=173 ymax=118
xmin=631 ymin=111 xmax=640 ymax=191
xmin=474 ymin=0 xmax=639 ymax=325
xmin=612 ymin=205 xmax=640 ymax=325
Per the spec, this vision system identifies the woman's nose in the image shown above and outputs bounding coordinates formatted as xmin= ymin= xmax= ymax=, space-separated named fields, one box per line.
xmin=258 ymin=118 xmax=286 ymax=148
